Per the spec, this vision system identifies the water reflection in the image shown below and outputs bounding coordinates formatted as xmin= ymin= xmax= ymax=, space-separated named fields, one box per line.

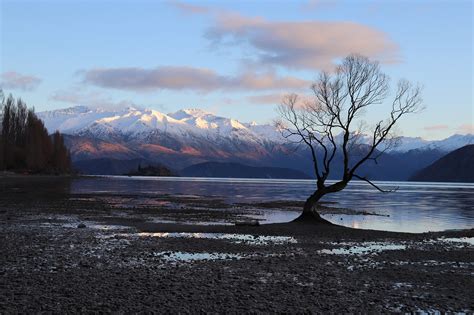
xmin=69 ymin=176 xmax=474 ymax=233
xmin=438 ymin=237 xmax=474 ymax=245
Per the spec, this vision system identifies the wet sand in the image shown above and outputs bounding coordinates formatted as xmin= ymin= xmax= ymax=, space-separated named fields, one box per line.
xmin=0 ymin=176 xmax=473 ymax=313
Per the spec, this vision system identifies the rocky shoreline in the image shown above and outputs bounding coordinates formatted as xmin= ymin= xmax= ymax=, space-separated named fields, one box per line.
xmin=0 ymin=176 xmax=473 ymax=313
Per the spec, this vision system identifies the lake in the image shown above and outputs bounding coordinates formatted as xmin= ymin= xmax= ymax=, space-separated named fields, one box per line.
xmin=69 ymin=176 xmax=474 ymax=233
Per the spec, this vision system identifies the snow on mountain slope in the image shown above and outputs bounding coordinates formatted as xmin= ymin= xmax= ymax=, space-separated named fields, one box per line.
xmin=95 ymin=108 xmax=190 ymax=135
xmin=168 ymin=108 xmax=256 ymax=139
xmin=390 ymin=137 xmax=430 ymax=152
xmin=38 ymin=106 xmax=281 ymax=143
xmin=38 ymin=106 xmax=122 ymax=134
xmin=392 ymin=134 xmax=474 ymax=153
xmin=245 ymin=123 xmax=284 ymax=142
xmin=431 ymin=134 xmax=474 ymax=151
xmin=38 ymin=106 xmax=473 ymax=153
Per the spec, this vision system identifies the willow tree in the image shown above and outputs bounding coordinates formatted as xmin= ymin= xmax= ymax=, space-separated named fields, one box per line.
xmin=277 ymin=55 xmax=422 ymax=222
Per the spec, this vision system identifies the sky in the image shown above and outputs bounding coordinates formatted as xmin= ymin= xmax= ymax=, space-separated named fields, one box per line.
xmin=0 ymin=0 xmax=472 ymax=140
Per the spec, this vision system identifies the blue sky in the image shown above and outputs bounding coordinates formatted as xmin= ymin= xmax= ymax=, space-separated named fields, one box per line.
xmin=1 ymin=0 xmax=472 ymax=139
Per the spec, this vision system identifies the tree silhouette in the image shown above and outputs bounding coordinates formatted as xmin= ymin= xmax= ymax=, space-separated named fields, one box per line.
xmin=277 ymin=55 xmax=423 ymax=222
xmin=0 ymin=91 xmax=72 ymax=174
xmin=51 ymin=131 xmax=71 ymax=173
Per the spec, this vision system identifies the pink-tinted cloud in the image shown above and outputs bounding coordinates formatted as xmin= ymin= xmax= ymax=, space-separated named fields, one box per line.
xmin=457 ymin=123 xmax=474 ymax=134
xmin=81 ymin=66 xmax=309 ymax=92
xmin=247 ymin=93 xmax=287 ymax=105
xmin=1 ymin=71 xmax=42 ymax=91
xmin=206 ymin=12 xmax=399 ymax=70
xmin=423 ymin=124 xmax=449 ymax=131
xmin=169 ymin=0 xmax=209 ymax=14
xmin=247 ymin=93 xmax=315 ymax=110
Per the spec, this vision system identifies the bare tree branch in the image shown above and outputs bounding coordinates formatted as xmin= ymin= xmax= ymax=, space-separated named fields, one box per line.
xmin=353 ymin=174 xmax=398 ymax=193
xmin=276 ymin=54 xmax=423 ymax=220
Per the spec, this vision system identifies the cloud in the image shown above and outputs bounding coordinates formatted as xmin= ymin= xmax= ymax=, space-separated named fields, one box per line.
xmin=247 ymin=93 xmax=315 ymax=109
xmin=219 ymin=97 xmax=235 ymax=105
xmin=423 ymin=124 xmax=449 ymax=131
xmin=169 ymin=0 xmax=209 ymax=14
xmin=1 ymin=71 xmax=42 ymax=91
xmin=247 ymin=93 xmax=287 ymax=105
xmin=50 ymin=89 xmax=140 ymax=110
xmin=205 ymin=12 xmax=399 ymax=70
xmin=457 ymin=123 xmax=474 ymax=134
xmin=81 ymin=66 xmax=309 ymax=92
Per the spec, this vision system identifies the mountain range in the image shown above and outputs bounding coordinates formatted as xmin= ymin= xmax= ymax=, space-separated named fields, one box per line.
xmin=37 ymin=106 xmax=474 ymax=180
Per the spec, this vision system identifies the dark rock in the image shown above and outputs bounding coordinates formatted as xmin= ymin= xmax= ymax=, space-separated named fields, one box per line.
xmin=234 ymin=220 xmax=260 ymax=226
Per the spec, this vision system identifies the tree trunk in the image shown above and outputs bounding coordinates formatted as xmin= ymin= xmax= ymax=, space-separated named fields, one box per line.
xmin=293 ymin=189 xmax=332 ymax=224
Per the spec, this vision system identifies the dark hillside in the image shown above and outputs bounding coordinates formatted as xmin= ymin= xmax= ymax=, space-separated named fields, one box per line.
xmin=409 ymin=145 xmax=474 ymax=182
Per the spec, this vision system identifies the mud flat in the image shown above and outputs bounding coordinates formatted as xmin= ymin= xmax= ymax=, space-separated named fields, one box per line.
xmin=0 ymin=176 xmax=473 ymax=313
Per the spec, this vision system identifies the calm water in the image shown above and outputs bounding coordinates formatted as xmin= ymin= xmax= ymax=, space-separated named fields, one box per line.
xmin=71 ymin=176 xmax=474 ymax=233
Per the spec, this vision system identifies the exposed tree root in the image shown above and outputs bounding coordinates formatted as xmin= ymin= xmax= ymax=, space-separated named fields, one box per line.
xmin=292 ymin=210 xmax=334 ymax=225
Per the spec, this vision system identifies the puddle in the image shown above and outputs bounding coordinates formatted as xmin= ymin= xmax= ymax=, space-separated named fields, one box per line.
xmin=245 ymin=210 xmax=299 ymax=224
xmin=148 ymin=218 xmax=233 ymax=226
xmin=438 ymin=237 xmax=474 ymax=246
xmin=154 ymin=251 xmax=242 ymax=262
xmin=319 ymin=242 xmax=406 ymax=255
xmin=138 ymin=232 xmax=297 ymax=245
xmin=393 ymin=282 xmax=413 ymax=289
xmin=71 ymin=223 xmax=133 ymax=230
xmin=41 ymin=221 xmax=132 ymax=231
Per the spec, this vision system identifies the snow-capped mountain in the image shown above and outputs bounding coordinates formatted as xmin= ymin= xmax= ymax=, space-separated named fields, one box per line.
xmin=387 ymin=134 xmax=473 ymax=153
xmin=37 ymin=106 xmax=473 ymax=173
xmin=38 ymin=106 xmax=280 ymax=143
xmin=33 ymin=105 xmax=473 ymax=180
xmin=37 ymin=106 xmax=287 ymax=168
xmin=39 ymin=105 xmax=474 ymax=150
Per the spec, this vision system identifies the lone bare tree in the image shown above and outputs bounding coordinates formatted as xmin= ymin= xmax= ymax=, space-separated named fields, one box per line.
xmin=277 ymin=54 xmax=422 ymax=223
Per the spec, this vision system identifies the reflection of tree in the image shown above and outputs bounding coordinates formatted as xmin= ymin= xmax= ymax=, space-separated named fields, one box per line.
xmin=0 ymin=176 xmax=72 ymax=206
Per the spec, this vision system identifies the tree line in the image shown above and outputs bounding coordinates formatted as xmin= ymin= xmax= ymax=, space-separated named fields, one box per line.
xmin=0 ymin=91 xmax=72 ymax=174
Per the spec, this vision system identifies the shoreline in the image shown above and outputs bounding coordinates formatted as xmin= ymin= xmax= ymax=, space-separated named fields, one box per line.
xmin=103 ymin=216 xmax=474 ymax=238
xmin=0 ymin=176 xmax=473 ymax=312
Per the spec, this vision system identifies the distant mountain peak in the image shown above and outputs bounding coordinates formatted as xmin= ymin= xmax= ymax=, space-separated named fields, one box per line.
xmin=37 ymin=105 xmax=473 ymax=156
xmin=169 ymin=108 xmax=213 ymax=120
xmin=182 ymin=108 xmax=210 ymax=115
xmin=70 ymin=105 xmax=90 ymax=112
xmin=125 ymin=106 xmax=140 ymax=112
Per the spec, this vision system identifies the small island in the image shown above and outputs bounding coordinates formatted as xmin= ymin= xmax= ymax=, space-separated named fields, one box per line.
xmin=126 ymin=164 xmax=176 ymax=177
